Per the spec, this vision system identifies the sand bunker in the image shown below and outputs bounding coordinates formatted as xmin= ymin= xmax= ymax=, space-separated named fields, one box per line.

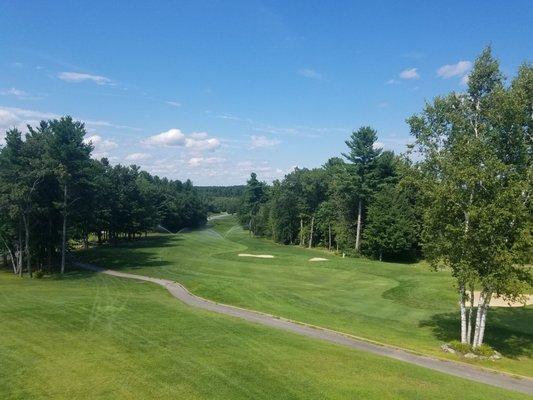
xmin=238 ymin=254 xmax=275 ymax=259
xmin=309 ymin=257 xmax=328 ymax=262
xmin=472 ymin=291 xmax=533 ymax=307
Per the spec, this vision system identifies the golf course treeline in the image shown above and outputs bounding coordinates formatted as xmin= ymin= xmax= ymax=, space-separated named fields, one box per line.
xmin=238 ymin=47 xmax=532 ymax=349
xmin=0 ymin=118 xmax=207 ymax=276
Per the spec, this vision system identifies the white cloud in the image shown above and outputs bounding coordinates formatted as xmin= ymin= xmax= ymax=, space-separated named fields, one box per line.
xmin=386 ymin=79 xmax=401 ymax=85
xmin=377 ymin=101 xmax=389 ymax=108
xmin=142 ymin=128 xmax=221 ymax=151
xmin=461 ymin=74 xmax=470 ymax=86
xmin=437 ymin=61 xmax=472 ymax=79
xmin=142 ymin=128 xmax=186 ymax=146
xmin=399 ymin=68 xmax=419 ymax=80
xmin=57 ymin=71 xmax=113 ymax=85
xmin=298 ymin=68 xmax=323 ymax=80
xmin=187 ymin=157 xmax=226 ymax=167
xmin=83 ymin=134 xmax=118 ymax=158
xmin=0 ymin=88 xmax=41 ymax=100
xmin=373 ymin=141 xmax=384 ymax=150
xmin=185 ymin=137 xmax=220 ymax=151
xmin=125 ymin=152 xmax=152 ymax=161
xmin=0 ymin=106 xmax=58 ymax=139
xmin=166 ymin=101 xmax=182 ymax=107
xmin=250 ymin=135 xmax=281 ymax=149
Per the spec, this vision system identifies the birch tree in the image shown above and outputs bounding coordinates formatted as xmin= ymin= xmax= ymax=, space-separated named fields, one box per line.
xmin=409 ymin=47 xmax=532 ymax=347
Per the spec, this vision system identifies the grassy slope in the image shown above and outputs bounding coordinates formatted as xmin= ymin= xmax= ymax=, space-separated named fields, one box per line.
xmin=80 ymin=215 xmax=533 ymax=377
xmin=0 ymin=271 xmax=530 ymax=400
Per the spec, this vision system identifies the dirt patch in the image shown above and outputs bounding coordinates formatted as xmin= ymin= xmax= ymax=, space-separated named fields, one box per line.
xmin=309 ymin=257 xmax=328 ymax=262
xmin=472 ymin=291 xmax=533 ymax=307
xmin=238 ymin=254 xmax=275 ymax=259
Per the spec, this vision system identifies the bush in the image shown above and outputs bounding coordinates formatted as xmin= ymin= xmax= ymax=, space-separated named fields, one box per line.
xmin=449 ymin=340 xmax=471 ymax=354
xmin=473 ymin=344 xmax=495 ymax=357
xmin=33 ymin=270 xmax=45 ymax=279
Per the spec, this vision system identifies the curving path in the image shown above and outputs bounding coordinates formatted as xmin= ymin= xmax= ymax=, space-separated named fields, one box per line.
xmin=75 ymin=261 xmax=533 ymax=395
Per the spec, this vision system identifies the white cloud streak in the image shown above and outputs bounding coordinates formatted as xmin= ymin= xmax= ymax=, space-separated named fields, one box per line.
xmin=250 ymin=135 xmax=281 ymax=149
xmin=399 ymin=68 xmax=419 ymax=80
xmin=437 ymin=61 xmax=472 ymax=78
xmin=298 ymin=68 xmax=323 ymax=80
xmin=58 ymin=71 xmax=114 ymax=85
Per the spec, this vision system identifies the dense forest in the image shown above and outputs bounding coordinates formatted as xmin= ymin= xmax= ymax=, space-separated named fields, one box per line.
xmin=197 ymin=185 xmax=245 ymax=214
xmin=237 ymin=130 xmax=418 ymax=261
xmin=237 ymin=48 xmax=532 ymax=347
xmin=0 ymin=118 xmax=207 ymax=276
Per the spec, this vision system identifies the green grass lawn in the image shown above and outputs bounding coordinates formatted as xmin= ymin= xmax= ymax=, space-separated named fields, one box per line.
xmin=80 ymin=215 xmax=533 ymax=377
xmin=0 ymin=270 xmax=530 ymax=400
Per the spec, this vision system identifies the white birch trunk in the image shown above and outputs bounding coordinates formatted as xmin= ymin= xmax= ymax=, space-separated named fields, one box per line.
xmin=355 ymin=199 xmax=362 ymax=252
xmin=459 ymin=284 xmax=467 ymax=343
xmin=300 ymin=218 xmax=304 ymax=246
xmin=472 ymin=291 xmax=485 ymax=347
xmin=466 ymin=286 xmax=474 ymax=344
xmin=474 ymin=292 xmax=491 ymax=347
xmin=308 ymin=215 xmax=314 ymax=248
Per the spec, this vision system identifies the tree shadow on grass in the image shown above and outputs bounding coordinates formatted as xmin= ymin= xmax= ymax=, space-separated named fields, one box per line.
xmin=72 ymin=234 xmax=181 ymax=275
xmin=419 ymin=308 xmax=533 ymax=359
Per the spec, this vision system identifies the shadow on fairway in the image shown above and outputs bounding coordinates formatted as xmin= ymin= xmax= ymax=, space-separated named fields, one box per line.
xmin=74 ymin=234 xmax=179 ymax=274
xmin=420 ymin=308 xmax=533 ymax=359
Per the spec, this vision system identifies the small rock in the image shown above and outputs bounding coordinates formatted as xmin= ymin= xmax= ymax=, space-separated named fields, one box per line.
xmin=464 ymin=353 xmax=477 ymax=359
xmin=490 ymin=352 xmax=502 ymax=360
xmin=441 ymin=344 xmax=456 ymax=354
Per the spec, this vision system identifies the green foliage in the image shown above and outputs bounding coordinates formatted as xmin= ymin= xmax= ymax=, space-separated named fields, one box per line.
xmin=449 ymin=340 xmax=472 ymax=354
xmin=473 ymin=344 xmax=497 ymax=357
xmin=409 ymin=46 xmax=532 ymax=346
xmin=0 ymin=117 xmax=207 ymax=274
xmin=364 ymin=185 xmax=418 ymax=260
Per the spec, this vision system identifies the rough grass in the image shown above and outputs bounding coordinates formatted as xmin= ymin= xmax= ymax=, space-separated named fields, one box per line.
xmin=80 ymin=215 xmax=533 ymax=377
xmin=0 ymin=270 xmax=529 ymax=400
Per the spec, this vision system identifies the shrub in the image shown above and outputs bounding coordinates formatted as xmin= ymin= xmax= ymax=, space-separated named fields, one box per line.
xmin=473 ymin=344 xmax=495 ymax=357
xmin=449 ymin=340 xmax=471 ymax=354
xmin=33 ymin=270 xmax=45 ymax=279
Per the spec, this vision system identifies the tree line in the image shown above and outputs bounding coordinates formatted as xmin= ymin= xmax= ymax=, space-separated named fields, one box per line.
xmin=238 ymin=130 xmax=418 ymax=261
xmin=238 ymin=47 xmax=532 ymax=348
xmin=0 ymin=117 xmax=207 ymax=277
xmin=197 ymin=185 xmax=245 ymax=214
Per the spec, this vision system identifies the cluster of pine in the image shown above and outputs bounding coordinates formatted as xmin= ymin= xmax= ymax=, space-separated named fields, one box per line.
xmin=237 ymin=129 xmax=418 ymax=262
xmin=0 ymin=118 xmax=207 ymax=276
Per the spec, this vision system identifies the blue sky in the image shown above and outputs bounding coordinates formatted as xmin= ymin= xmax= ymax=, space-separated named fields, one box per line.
xmin=1 ymin=1 xmax=531 ymax=185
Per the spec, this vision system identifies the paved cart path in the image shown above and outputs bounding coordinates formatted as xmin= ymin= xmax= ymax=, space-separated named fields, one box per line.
xmin=75 ymin=261 xmax=533 ymax=395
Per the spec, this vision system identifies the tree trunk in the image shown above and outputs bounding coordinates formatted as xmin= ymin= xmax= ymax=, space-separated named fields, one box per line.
xmin=0 ymin=237 xmax=17 ymax=274
xmin=328 ymin=224 xmax=332 ymax=251
xmin=355 ymin=199 xmax=362 ymax=252
xmin=60 ymin=183 xmax=67 ymax=275
xmin=18 ymin=220 xmax=23 ymax=276
xmin=473 ymin=291 xmax=491 ymax=347
xmin=472 ymin=291 xmax=484 ymax=347
xmin=466 ymin=286 xmax=474 ymax=344
xmin=459 ymin=284 xmax=467 ymax=343
xmin=300 ymin=218 xmax=304 ymax=246
xmin=308 ymin=215 xmax=315 ymax=249
xmin=379 ymin=251 xmax=383 ymax=262
xmin=22 ymin=214 xmax=31 ymax=278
